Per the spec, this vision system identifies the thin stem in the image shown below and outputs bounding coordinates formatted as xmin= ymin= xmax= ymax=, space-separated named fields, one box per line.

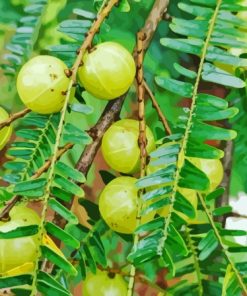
xmin=143 ymin=81 xmax=172 ymax=135
xmin=0 ymin=108 xmax=30 ymax=130
xmin=158 ymin=0 xmax=223 ymax=253
xmin=127 ymin=31 xmax=147 ymax=296
xmin=185 ymin=227 xmax=203 ymax=296
xmin=198 ymin=193 xmax=247 ymax=294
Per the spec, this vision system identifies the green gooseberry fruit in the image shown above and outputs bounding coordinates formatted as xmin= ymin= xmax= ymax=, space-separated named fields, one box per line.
xmin=17 ymin=55 xmax=70 ymax=114
xmin=78 ymin=42 xmax=136 ymax=100
xmin=101 ymin=119 xmax=156 ymax=174
xmin=0 ymin=206 xmax=40 ymax=273
xmin=99 ymin=176 xmax=154 ymax=234
xmin=83 ymin=269 xmax=127 ymax=296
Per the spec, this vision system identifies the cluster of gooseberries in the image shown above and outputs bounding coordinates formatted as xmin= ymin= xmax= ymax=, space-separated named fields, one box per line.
xmin=1 ymin=39 xmax=224 ymax=291
xmin=0 ymin=41 xmax=136 ymax=289
xmin=99 ymin=123 xmax=224 ymax=231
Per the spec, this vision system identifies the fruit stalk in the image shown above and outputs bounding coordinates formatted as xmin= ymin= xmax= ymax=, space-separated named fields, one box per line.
xmin=144 ymin=81 xmax=172 ymax=135
xmin=127 ymin=31 xmax=147 ymax=296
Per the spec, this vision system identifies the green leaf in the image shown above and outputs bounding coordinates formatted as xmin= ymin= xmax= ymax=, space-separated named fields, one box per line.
xmin=190 ymin=121 xmax=237 ymax=141
xmin=141 ymin=197 xmax=170 ymax=215
xmin=70 ymin=103 xmax=93 ymax=115
xmin=162 ymin=247 xmax=175 ymax=277
xmin=155 ymin=76 xmax=193 ymax=97
xmin=13 ymin=178 xmax=46 ymax=197
xmin=0 ymin=225 xmax=38 ymax=239
xmin=0 ymin=274 xmax=32 ymax=289
xmin=136 ymin=165 xmax=176 ymax=188
xmin=213 ymin=206 xmax=232 ymax=216
xmin=82 ymin=245 xmax=97 ymax=274
xmin=89 ymin=232 xmax=107 ymax=267
xmin=59 ymin=20 xmax=92 ymax=28
xmin=45 ymin=222 xmax=80 ymax=249
xmin=4 ymin=161 xmax=27 ymax=171
xmin=48 ymin=198 xmax=78 ymax=224
xmin=198 ymin=230 xmax=218 ymax=260
xmin=205 ymin=187 xmax=225 ymax=203
xmin=173 ymin=63 xmax=197 ymax=79
xmin=79 ymin=254 xmax=86 ymax=280
xmin=51 ymin=187 xmax=72 ymax=203
xmin=37 ymin=271 xmax=71 ymax=296
xmin=222 ymin=265 xmax=241 ymax=296
xmin=166 ymin=224 xmax=188 ymax=257
xmin=150 ymin=143 xmax=180 ymax=158
xmin=7 ymin=148 xmax=33 ymax=159
xmin=78 ymin=199 xmax=100 ymax=221
xmin=179 ymin=159 xmax=210 ymax=191
xmin=142 ymin=186 xmax=173 ymax=202
xmin=41 ymin=245 xmax=77 ymax=276
xmin=118 ymin=0 xmax=130 ymax=12
xmin=16 ymin=129 xmax=41 ymax=140
xmin=220 ymin=229 xmax=247 ymax=237
xmin=178 ymin=2 xmax=213 ymax=17
xmin=54 ymin=175 xmax=84 ymax=197
xmin=10 ymin=288 xmax=31 ymax=296
xmin=174 ymin=191 xmax=196 ymax=219
xmin=196 ymin=106 xmax=239 ymax=121
xmin=55 ymin=162 xmax=86 ymax=183
xmin=99 ymin=170 xmax=116 ymax=185
xmin=186 ymin=141 xmax=224 ymax=159
xmin=161 ymin=37 xmax=202 ymax=55
xmin=63 ymin=123 xmax=92 ymax=145
xmin=197 ymin=93 xmax=228 ymax=109
xmin=202 ymin=63 xmax=245 ymax=88
xmin=128 ymin=230 xmax=163 ymax=264
xmin=135 ymin=217 xmax=165 ymax=234
xmin=73 ymin=8 xmax=96 ymax=19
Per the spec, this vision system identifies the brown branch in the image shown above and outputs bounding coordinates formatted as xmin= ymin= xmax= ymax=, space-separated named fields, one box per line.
xmin=144 ymin=81 xmax=172 ymax=135
xmin=0 ymin=108 xmax=31 ymax=130
xmin=76 ymin=97 xmax=125 ymax=174
xmin=140 ymin=0 xmax=170 ymax=52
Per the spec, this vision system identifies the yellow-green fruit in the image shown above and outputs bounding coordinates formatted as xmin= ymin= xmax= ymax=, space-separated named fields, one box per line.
xmin=188 ymin=157 xmax=224 ymax=192
xmin=0 ymin=206 xmax=40 ymax=273
xmin=102 ymin=119 xmax=156 ymax=174
xmin=0 ymin=107 xmax=12 ymax=150
xmin=78 ymin=42 xmax=136 ymax=100
xmin=99 ymin=177 xmax=154 ymax=234
xmin=83 ymin=270 xmax=127 ymax=296
xmin=17 ymin=55 xmax=70 ymax=114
